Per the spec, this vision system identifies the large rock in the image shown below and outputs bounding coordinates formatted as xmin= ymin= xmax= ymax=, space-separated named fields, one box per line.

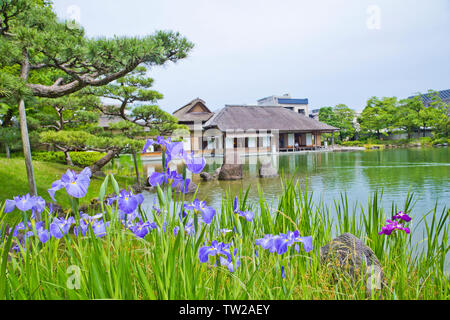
xmin=218 ymin=164 xmax=243 ymax=180
xmin=213 ymin=167 xmax=221 ymax=178
xmin=259 ymin=162 xmax=278 ymax=178
xmin=185 ymin=181 xmax=198 ymax=194
xmin=320 ymin=233 xmax=384 ymax=294
xmin=200 ymin=172 xmax=214 ymax=181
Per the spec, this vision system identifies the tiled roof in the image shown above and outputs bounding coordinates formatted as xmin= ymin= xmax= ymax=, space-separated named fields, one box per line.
xmin=204 ymin=105 xmax=338 ymax=132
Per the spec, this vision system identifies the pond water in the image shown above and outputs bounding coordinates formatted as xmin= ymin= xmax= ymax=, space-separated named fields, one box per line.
xmin=142 ymin=147 xmax=449 ymax=216
xmin=141 ymin=147 xmax=449 ymax=268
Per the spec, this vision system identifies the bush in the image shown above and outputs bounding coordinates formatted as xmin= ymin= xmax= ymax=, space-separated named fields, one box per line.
xmin=33 ymin=151 xmax=106 ymax=167
xmin=419 ymin=137 xmax=432 ymax=146
xmin=32 ymin=151 xmax=65 ymax=163
xmin=71 ymin=152 xmax=107 ymax=167
xmin=431 ymin=137 xmax=449 ymax=146
xmin=342 ymin=140 xmax=364 ymax=147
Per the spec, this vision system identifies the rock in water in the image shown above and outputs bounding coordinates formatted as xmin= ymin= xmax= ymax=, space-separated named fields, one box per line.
xmin=218 ymin=164 xmax=243 ymax=180
xmin=259 ymin=162 xmax=278 ymax=178
xmin=200 ymin=172 xmax=213 ymax=181
xmin=320 ymin=233 xmax=384 ymax=295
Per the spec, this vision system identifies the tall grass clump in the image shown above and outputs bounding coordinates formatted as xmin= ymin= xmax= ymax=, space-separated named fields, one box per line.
xmin=0 ymin=136 xmax=448 ymax=300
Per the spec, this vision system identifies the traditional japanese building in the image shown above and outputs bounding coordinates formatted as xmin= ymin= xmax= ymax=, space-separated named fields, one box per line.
xmin=165 ymin=99 xmax=338 ymax=159
xmin=202 ymin=105 xmax=338 ymax=158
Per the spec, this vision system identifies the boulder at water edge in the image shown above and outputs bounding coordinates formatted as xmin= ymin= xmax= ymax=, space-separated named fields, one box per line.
xmin=320 ymin=233 xmax=384 ymax=295
xmin=218 ymin=164 xmax=243 ymax=180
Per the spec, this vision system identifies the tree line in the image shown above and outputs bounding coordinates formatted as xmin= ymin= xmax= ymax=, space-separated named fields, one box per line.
xmin=0 ymin=0 xmax=192 ymax=195
xmin=318 ymin=91 xmax=449 ymax=142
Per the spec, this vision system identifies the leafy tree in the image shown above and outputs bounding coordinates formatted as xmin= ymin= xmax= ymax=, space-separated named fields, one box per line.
xmin=358 ymin=96 xmax=397 ymax=139
xmin=107 ymin=121 xmax=148 ymax=186
xmin=0 ymin=126 xmax=20 ymax=157
xmin=33 ymin=92 xmax=101 ymax=165
xmin=396 ymin=97 xmax=421 ymax=139
xmin=397 ymin=91 xmax=447 ymax=138
xmin=333 ymin=104 xmax=356 ymax=141
xmin=39 ymin=129 xmax=143 ymax=174
xmin=0 ymin=0 xmax=193 ymax=197
xmin=87 ymin=66 xmax=188 ymax=183
xmin=90 ymin=66 xmax=185 ymax=135
xmin=318 ymin=107 xmax=339 ymax=127
xmin=422 ymin=90 xmax=449 ymax=138
xmin=319 ymin=105 xmax=356 ymax=142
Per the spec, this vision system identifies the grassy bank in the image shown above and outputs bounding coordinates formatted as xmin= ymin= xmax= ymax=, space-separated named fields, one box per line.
xmin=0 ymin=173 xmax=448 ymax=300
xmin=0 ymin=158 xmax=136 ymax=211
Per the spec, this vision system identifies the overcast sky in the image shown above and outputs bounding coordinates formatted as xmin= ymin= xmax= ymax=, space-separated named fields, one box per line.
xmin=52 ymin=0 xmax=450 ymax=112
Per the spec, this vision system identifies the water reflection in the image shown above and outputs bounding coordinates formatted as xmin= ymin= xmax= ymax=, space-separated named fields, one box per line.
xmin=142 ymin=148 xmax=449 ymax=217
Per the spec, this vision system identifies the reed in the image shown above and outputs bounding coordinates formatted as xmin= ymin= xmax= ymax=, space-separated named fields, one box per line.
xmin=0 ymin=171 xmax=448 ymax=300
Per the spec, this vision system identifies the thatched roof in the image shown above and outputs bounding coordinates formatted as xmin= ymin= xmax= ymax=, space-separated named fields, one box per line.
xmin=173 ymin=98 xmax=214 ymax=123
xmin=204 ymin=105 xmax=339 ymax=132
xmin=98 ymin=115 xmax=124 ymax=128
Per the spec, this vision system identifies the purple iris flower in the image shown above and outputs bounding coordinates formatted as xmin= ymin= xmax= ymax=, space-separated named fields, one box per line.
xmin=91 ymin=220 xmax=110 ymax=238
xmin=142 ymin=138 xmax=155 ymax=153
xmin=25 ymin=221 xmax=50 ymax=244
xmin=173 ymin=226 xmax=180 ymax=236
xmin=239 ymin=210 xmax=254 ymax=222
xmin=165 ymin=141 xmax=185 ymax=165
xmin=9 ymin=221 xmax=28 ymax=237
xmin=184 ymin=199 xmax=216 ymax=225
xmin=181 ymin=150 xmax=206 ymax=174
xmin=129 ymin=221 xmax=156 ymax=238
xmin=108 ymin=189 xmax=144 ymax=214
xmin=4 ymin=194 xmax=46 ymax=214
xmin=48 ymin=167 xmax=92 ymax=201
xmin=50 ymin=217 xmax=75 ymax=239
xmin=392 ymin=211 xmax=412 ymax=222
xmin=281 ymin=266 xmax=285 ymax=279
xmin=143 ymin=136 xmax=174 ymax=154
xmin=255 ymin=231 xmax=313 ymax=255
xmin=378 ymin=219 xmax=410 ymax=236
xmin=148 ymin=168 xmax=184 ymax=189
xmin=74 ymin=213 xmax=104 ymax=237
xmin=185 ymin=218 xmax=195 ymax=235
xmin=153 ymin=202 xmax=162 ymax=216
xmin=255 ymin=234 xmax=277 ymax=253
xmin=176 ymin=178 xmax=191 ymax=194
xmin=219 ymin=254 xmax=240 ymax=273
xmin=120 ymin=211 xmax=143 ymax=224
xmin=198 ymin=240 xmax=231 ymax=263
xmin=233 ymin=196 xmax=254 ymax=222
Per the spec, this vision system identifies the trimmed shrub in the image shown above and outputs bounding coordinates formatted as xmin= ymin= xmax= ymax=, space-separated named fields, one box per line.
xmin=342 ymin=140 xmax=364 ymax=147
xmin=33 ymin=151 xmax=106 ymax=167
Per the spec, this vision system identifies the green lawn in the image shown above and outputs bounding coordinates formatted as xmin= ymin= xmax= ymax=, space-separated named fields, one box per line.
xmin=0 ymin=158 xmax=137 ymax=211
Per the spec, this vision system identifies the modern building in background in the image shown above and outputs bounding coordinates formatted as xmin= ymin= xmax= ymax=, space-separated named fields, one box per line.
xmin=257 ymin=93 xmax=309 ymax=115
xmin=408 ymin=89 xmax=450 ymax=107
xmin=309 ymin=109 xmax=320 ymax=120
